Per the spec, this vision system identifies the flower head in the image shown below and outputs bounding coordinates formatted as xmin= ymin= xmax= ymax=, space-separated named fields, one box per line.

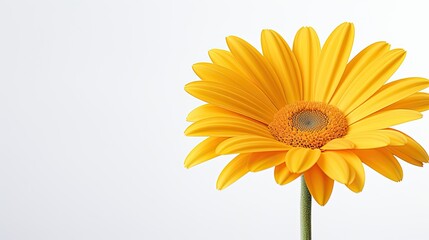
xmin=184 ymin=22 xmax=429 ymax=205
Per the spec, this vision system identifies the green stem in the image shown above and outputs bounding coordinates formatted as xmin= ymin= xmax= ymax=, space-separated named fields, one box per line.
xmin=301 ymin=176 xmax=311 ymax=240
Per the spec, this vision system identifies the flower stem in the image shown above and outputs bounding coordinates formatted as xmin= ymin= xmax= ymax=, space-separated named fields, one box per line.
xmin=301 ymin=176 xmax=311 ymax=240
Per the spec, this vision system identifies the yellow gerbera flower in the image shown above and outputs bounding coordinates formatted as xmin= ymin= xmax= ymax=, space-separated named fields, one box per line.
xmin=184 ymin=22 xmax=429 ymax=206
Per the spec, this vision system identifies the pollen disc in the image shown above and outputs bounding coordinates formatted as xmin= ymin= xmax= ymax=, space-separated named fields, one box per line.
xmin=268 ymin=101 xmax=348 ymax=149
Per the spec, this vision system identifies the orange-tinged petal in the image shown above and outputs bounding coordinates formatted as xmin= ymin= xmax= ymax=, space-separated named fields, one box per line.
xmin=285 ymin=148 xmax=321 ymax=173
xmin=347 ymin=77 xmax=429 ymax=124
xmin=216 ymin=136 xmax=291 ymax=154
xmin=304 ymin=165 xmax=334 ymax=206
xmin=185 ymin=117 xmax=272 ymax=138
xmin=261 ymin=29 xmax=302 ymax=103
xmin=382 ymin=92 xmax=429 ymax=112
xmin=314 ymin=22 xmax=354 ymax=103
xmin=247 ymin=152 xmax=287 ymax=172
xmin=185 ymin=137 xmax=228 ymax=168
xmin=354 ymin=149 xmax=403 ymax=182
xmin=216 ymin=154 xmax=250 ymax=190
xmin=337 ymin=49 xmax=406 ymax=114
xmin=185 ymin=81 xmax=275 ymax=124
xmin=317 ymin=151 xmax=350 ymax=184
xmin=293 ymin=27 xmax=321 ymax=101
xmin=330 ymin=41 xmax=390 ymax=105
xmin=274 ymin=163 xmax=301 ymax=185
xmin=348 ymin=109 xmax=422 ymax=134
xmin=226 ymin=36 xmax=287 ymax=109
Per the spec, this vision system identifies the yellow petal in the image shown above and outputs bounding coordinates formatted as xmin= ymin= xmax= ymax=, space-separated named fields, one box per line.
xmin=330 ymin=41 xmax=390 ymax=105
xmin=348 ymin=109 xmax=422 ymax=134
xmin=293 ymin=27 xmax=321 ymax=101
xmin=185 ymin=117 xmax=271 ymax=138
xmin=378 ymin=129 xmax=407 ymax=146
xmin=337 ymin=151 xmax=366 ymax=192
xmin=354 ymin=149 xmax=403 ymax=182
xmin=216 ymin=136 xmax=292 ymax=154
xmin=343 ymin=131 xmax=390 ymax=149
xmin=347 ymin=77 xmax=429 ymax=124
xmin=317 ymin=151 xmax=351 ymax=184
xmin=274 ymin=163 xmax=301 ymax=185
xmin=382 ymin=92 xmax=429 ymax=112
xmin=337 ymin=49 xmax=406 ymax=114
xmin=321 ymin=138 xmax=355 ymax=150
xmin=208 ymin=49 xmax=251 ymax=78
xmin=184 ymin=137 xmax=228 ymax=168
xmin=314 ymin=22 xmax=354 ymax=103
xmin=226 ymin=36 xmax=287 ymax=109
xmin=387 ymin=131 xmax=429 ymax=165
xmin=216 ymin=154 xmax=250 ymax=190
xmin=388 ymin=147 xmax=423 ymax=167
xmin=324 ymin=130 xmax=403 ymax=150
xmin=261 ymin=29 xmax=302 ymax=103
xmin=304 ymin=165 xmax=334 ymax=206
xmin=192 ymin=63 xmax=277 ymax=112
xmin=185 ymin=81 xmax=275 ymax=124
xmin=247 ymin=151 xmax=287 ymax=172
xmin=186 ymin=104 xmax=241 ymax=122
xmin=285 ymin=148 xmax=321 ymax=173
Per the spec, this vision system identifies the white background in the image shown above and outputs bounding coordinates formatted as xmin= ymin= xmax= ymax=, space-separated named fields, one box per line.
xmin=1 ymin=0 xmax=429 ymax=239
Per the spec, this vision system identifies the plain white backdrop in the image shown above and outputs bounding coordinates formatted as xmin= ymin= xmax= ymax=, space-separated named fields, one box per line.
xmin=1 ymin=0 xmax=429 ymax=239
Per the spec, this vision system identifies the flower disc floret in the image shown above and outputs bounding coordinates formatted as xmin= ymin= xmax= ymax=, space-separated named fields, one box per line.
xmin=268 ymin=101 xmax=348 ymax=149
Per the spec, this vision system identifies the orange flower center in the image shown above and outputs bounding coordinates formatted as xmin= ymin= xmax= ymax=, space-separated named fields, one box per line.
xmin=268 ymin=101 xmax=348 ymax=149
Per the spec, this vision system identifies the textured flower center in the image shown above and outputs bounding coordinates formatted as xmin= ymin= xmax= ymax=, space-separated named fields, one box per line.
xmin=268 ymin=101 xmax=348 ymax=149
xmin=292 ymin=110 xmax=328 ymax=131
